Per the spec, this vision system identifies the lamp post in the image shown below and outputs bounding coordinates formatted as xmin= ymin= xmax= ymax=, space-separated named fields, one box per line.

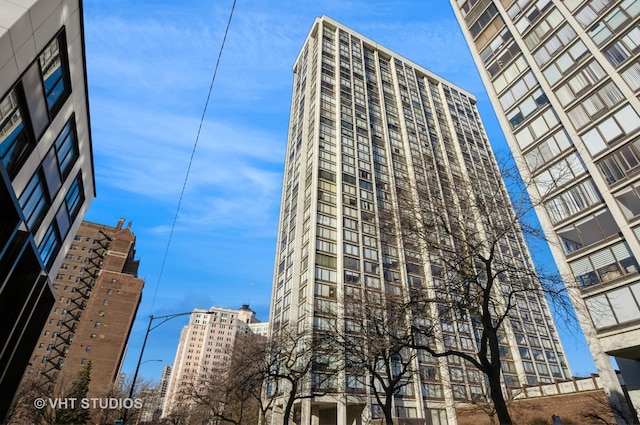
xmin=121 ymin=311 xmax=212 ymax=424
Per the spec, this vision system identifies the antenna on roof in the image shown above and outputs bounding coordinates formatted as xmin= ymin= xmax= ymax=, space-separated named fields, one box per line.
xmin=248 ymin=282 xmax=254 ymax=305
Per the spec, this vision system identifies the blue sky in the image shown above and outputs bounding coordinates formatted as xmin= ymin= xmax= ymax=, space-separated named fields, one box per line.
xmin=81 ymin=0 xmax=597 ymax=383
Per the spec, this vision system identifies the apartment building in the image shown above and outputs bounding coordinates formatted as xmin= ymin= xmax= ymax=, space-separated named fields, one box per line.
xmin=267 ymin=16 xmax=572 ymax=424
xmin=450 ymin=0 xmax=640 ymax=417
xmin=22 ymin=219 xmax=144 ymax=398
xmin=0 ymin=0 xmax=95 ymax=420
xmin=162 ymin=305 xmax=260 ymax=417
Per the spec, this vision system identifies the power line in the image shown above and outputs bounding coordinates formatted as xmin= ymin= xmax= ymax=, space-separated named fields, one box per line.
xmin=148 ymin=0 xmax=238 ymax=313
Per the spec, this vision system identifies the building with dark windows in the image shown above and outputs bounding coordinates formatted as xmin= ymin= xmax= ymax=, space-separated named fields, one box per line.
xmin=268 ymin=16 xmax=571 ymax=425
xmin=0 ymin=0 xmax=94 ymax=420
xmin=450 ymin=0 xmax=640 ymax=419
xmin=18 ymin=219 xmax=144 ymax=399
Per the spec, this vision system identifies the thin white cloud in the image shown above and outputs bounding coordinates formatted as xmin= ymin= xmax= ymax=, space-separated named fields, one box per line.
xmin=91 ymin=99 xmax=284 ymax=192
xmin=84 ymin=10 xmax=226 ymax=98
xmin=84 ymin=0 xmax=497 ymax=261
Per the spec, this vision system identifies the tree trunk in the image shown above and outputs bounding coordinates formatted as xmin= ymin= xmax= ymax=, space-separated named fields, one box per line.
xmin=487 ymin=369 xmax=511 ymax=424
xmin=282 ymin=388 xmax=296 ymax=425
xmin=260 ymin=406 xmax=267 ymax=425
xmin=486 ymin=328 xmax=512 ymax=425
xmin=383 ymin=393 xmax=394 ymax=425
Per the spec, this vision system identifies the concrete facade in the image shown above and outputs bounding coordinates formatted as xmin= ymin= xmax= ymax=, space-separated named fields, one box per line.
xmin=161 ymin=305 xmax=261 ymax=417
xmin=268 ymin=16 xmax=572 ymax=425
xmin=449 ymin=0 xmax=640 ymax=419
xmin=0 ymin=0 xmax=94 ymax=420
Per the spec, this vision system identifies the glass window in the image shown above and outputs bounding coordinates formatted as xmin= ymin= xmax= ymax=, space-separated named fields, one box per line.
xmin=587 ymin=2 xmax=639 ymax=46
xmin=0 ymin=86 xmax=34 ymax=177
xmin=480 ymin=27 xmax=513 ymax=64
xmin=567 ymin=82 xmax=625 ymax=128
xmin=39 ymin=223 xmax=61 ymax=267
xmin=63 ymin=174 xmax=82 ymax=224
xmin=525 ymin=129 xmax=572 ymax=172
xmin=532 ymin=23 xmax=577 ymax=67
xmin=557 ymin=208 xmax=620 ymax=253
xmin=542 ymin=40 xmax=589 ymax=85
xmin=608 ymin=286 xmax=640 ymax=322
xmin=536 ymin=362 xmax=549 ymax=375
xmin=582 ymin=128 xmax=607 ymax=155
xmin=507 ymin=89 xmax=549 ymax=129
xmin=615 ymin=182 xmax=640 ymax=219
xmin=555 ymin=61 xmax=607 ymax=106
xmin=599 ymin=117 xmax=624 ymax=141
xmin=586 ymin=295 xmax=615 ymax=329
xmin=54 ymin=120 xmax=79 ymax=178
xmin=615 ymin=105 xmax=640 ymax=134
xmin=571 ymin=242 xmax=638 ymax=287
xmin=575 ymin=0 xmax=614 ymax=27
xmin=604 ymin=27 xmax=640 ymax=68
xmin=597 ymin=139 xmax=640 ymax=185
xmin=533 ymin=152 xmax=586 ymax=196
xmin=422 ymin=383 xmax=443 ymax=399
xmin=544 ymin=178 xmax=602 ymax=224
xmin=523 ymin=7 xmax=563 ymax=49
xmin=19 ymin=170 xmax=49 ymax=231
xmin=499 ymin=71 xmax=538 ymax=110
xmin=470 ymin=4 xmax=500 ymax=38
xmin=39 ymin=32 xmax=70 ymax=115
xmin=621 ymin=62 xmax=640 ymax=91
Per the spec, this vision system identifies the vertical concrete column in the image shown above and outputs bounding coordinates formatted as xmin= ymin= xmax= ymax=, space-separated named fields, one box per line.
xmin=337 ymin=400 xmax=347 ymax=425
xmin=270 ymin=404 xmax=281 ymax=425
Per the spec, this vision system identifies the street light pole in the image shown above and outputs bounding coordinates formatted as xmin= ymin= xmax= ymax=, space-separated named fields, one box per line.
xmin=121 ymin=311 xmax=210 ymax=424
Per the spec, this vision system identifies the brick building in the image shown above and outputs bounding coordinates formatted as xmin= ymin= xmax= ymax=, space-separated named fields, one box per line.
xmin=22 ymin=218 xmax=144 ymax=397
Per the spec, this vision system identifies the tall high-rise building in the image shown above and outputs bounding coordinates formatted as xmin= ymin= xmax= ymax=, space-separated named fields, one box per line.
xmin=20 ymin=219 xmax=144 ymax=398
xmin=151 ymin=366 xmax=172 ymax=420
xmin=0 ymin=0 xmax=95 ymax=420
xmin=449 ymin=0 xmax=640 ymax=417
xmin=268 ymin=15 xmax=571 ymax=425
xmin=162 ymin=305 xmax=261 ymax=417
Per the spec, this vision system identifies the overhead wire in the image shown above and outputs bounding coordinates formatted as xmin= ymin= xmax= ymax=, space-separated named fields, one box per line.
xmin=148 ymin=0 xmax=238 ymax=313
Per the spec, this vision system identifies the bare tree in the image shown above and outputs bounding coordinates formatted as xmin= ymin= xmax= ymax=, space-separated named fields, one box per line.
xmin=173 ymin=325 xmax=332 ymax=425
xmin=266 ymin=323 xmax=338 ymax=425
xmin=579 ymin=392 xmax=635 ymax=425
xmin=160 ymin=406 xmax=190 ymax=425
xmin=184 ymin=334 xmax=267 ymax=425
xmin=379 ymin=158 xmax=575 ymax=425
xmin=457 ymin=386 xmax=532 ymax=425
xmin=332 ymin=290 xmax=420 ymax=425
xmin=230 ymin=335 xmax=277 ymax=425
xmin=115 ymin=375 xmax=157 ymax=425
xmin=4 ymin=374 xmax=53 ymax=425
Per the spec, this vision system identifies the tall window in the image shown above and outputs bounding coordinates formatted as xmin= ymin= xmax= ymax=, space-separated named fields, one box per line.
xmin=0 ymin=86 xmax=34 ymax=177
xmin=54 ymin=119 xmax=78 ymax=178
xmin=19 ymin=170 xmax=49 ymax=231
xmin=39 ymin=223 xmax=61 ymax=267
xmin=65 ymin=174 xmax=84 ymax=221
xmin=39 ymin=32 xmax=70 ymax=115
